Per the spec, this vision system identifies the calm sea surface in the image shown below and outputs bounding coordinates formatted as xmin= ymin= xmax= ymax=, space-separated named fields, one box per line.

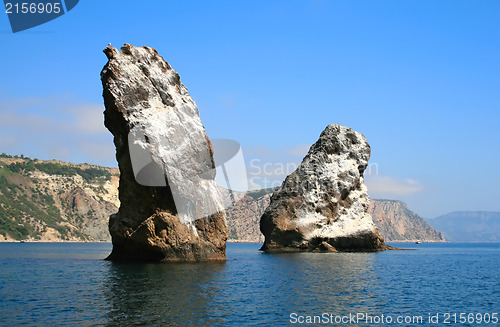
xmin=0 ymin=242 xmax=499 ymax=326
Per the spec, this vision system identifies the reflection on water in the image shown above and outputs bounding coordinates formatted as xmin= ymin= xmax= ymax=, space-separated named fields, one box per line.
xmin=268 ymin=252 xmax=385 ymax=315
xmin=1 ymin=242 xmax=499 ymax=326
xmin=103 ymin=261 xmax=227 ymax=326
xmin=100 ymin=245 xmax=384 ymax=326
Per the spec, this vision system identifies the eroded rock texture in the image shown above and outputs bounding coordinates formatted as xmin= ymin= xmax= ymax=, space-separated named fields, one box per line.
xmin=260 ymin=124 xmax=388 ymax=252
xmin=101 ymin=44 xmax=227 ymax=262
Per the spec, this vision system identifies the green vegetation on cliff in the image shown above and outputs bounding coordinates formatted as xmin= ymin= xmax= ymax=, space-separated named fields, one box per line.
xmin=7 ymin=161 xmax=111 ymax=182
xmin=0 ymin=169 xmax=31 ymax=239
xmin=0 ymin=154 xmax=449 ymax=243
xmin=0 ymin=156 xmax=119 ymax=241
xmin=0 ymin=166 xmax=76 ymax=240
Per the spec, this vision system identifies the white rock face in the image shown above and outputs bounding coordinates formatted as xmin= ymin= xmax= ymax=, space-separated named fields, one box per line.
xmin=260 ymin=124 xmax=387 ymax=252
xmin=102 ymin=44 xmax=223 ymax=225
xmin=102 ymin=44 xmax=227 ymax=262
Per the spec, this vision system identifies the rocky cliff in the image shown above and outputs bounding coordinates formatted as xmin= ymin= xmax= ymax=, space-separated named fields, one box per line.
xmin=101 ymin=44 xmax=227 ymax=262
xmin=224 ymin=189 xmax=272 ymax=242
xmin=0 ymin=155 xmax=445 ymax=243
xmin=260 ymin=124 xmax=387 ymax=252
xmin=0 ymin=155 xmax=118 ymax=241
xmin=369 ymin=199 xmax=445 ymax=242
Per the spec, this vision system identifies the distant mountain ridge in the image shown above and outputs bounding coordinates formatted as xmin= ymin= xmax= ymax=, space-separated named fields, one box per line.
xmin=427 ymin=211 xmax=500 ymax=242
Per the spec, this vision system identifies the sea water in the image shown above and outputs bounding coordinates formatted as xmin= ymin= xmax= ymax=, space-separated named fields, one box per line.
xmin=0 ymin=242 xmax=498 ymax=326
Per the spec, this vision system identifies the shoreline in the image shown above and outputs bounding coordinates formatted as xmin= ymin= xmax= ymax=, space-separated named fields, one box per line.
xmin=227 ymin=240 xmax=262 ymax=244
xmin=0 ymin=240 xmax=112 ymax=243
xmin=3 ymin=240 xmax=500 ymax=244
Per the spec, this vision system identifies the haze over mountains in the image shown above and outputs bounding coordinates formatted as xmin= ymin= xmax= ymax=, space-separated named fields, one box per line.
xmin=0 ymin=154 xmax=497 ymax=243
xmin=428 ymin=212 xmax=500 ymax=242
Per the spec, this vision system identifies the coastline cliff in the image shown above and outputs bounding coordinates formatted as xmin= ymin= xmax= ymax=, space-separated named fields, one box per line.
xmin=0 ymin=155 xmax=445 ymax=243
xmin=369 ymin=199 xmax=445 ymax=242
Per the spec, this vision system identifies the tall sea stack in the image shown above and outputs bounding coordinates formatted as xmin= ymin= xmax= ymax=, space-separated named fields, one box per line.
xmin=101 ymin=44 xmax=227 ymax=262
xmin=260 ymin=124 xmax=388 ymax=252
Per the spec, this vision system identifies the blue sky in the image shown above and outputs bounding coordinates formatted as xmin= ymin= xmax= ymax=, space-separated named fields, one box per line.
xmin=1 ymin=0 xmax=499 ymax=217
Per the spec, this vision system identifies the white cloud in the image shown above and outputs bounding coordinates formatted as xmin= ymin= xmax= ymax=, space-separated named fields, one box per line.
xmin=0 ymin=96 xmax=114 ymax=166
xmin=243 ymin=144 xmax=422 ymax=196
xmin=365 ymin=175 xmax=424 ymax=196
xmin=46 ymin=145 xmax=73 ymax=159
xmin=69 ymin=104 xmax=108 ymax=135
xmin=79 ymin=141 xmax=116 ymax=161
xmin=0 ymin=110 xmax=57 ymax=132
xmin=242 ymin=144 xmax=308 ymax=190
xmin=0 ymin=100 xmax=107 ymax=135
